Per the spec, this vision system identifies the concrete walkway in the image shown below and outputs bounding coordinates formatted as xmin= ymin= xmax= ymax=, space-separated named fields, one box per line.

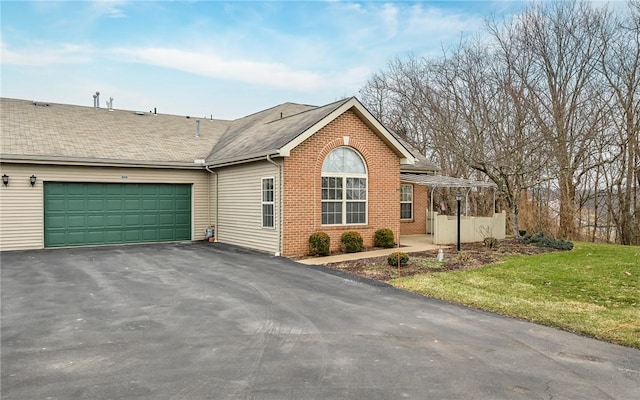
xmin=297 ymin=234 xmax=444 ymax=265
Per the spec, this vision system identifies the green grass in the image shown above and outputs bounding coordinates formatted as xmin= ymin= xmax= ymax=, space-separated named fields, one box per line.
xmin=391 ymin=242 xmax=640 ymax=348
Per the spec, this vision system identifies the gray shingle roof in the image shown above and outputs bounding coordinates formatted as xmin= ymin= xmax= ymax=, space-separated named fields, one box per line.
xmin=1 ymin=98 xmax=230 ymax=166
xmin=1 ymin=96 xmax=431 ymax=169
xmin=205 ymin=98 xmax=350 ymax=166
xmin=394 ymin=137 xmax=440 ymax=173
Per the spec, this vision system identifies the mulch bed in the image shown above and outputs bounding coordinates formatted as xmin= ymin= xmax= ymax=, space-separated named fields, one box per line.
xmin=323 ymin=239 xmax=559 ymax=282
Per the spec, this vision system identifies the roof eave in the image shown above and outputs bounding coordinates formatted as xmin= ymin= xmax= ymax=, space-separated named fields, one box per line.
xmin=0 ymin=154 xmax=204 ymax=169
xmin=205 ymin=150 xmax=281 ymax=168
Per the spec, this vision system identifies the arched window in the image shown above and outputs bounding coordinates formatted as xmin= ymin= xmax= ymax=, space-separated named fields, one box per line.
xmin=321 ymin=147 xmax=367 ymax=225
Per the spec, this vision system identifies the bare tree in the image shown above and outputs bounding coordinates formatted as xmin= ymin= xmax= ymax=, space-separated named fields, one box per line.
xmin=487 ymin=1 xmax=609 ymax=239
xmin=429 ymin=40 xmax=549 ymax=236
xmin=361 ymin=0 xmax=638 ymax=244
xmin=598 ymin=0 xmax=640 ymax=244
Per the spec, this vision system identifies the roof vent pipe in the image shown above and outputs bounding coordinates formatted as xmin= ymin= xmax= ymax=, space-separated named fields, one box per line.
xmin=107 ymin=97 xmax=114 ymax=111
xmin=93 ymin=94 xmax=97 ymax=108
xmin=195 ymin=119 xmax=200 ymax=138
xmin=95 ymin=91 xmax=100 ymax=108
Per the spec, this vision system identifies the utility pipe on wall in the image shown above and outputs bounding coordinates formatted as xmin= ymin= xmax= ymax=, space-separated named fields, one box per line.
xmin=266 ymin=154 xmax=283 ymax=257
xmin=205 ymin=165 xmax=217 ymax=241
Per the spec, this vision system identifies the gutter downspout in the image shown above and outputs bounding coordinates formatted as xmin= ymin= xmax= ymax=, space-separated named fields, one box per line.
xmin=266 ymin=154 xmax=283 ymax=257
xmin=205 ymin=165 xmax=217 ymax=241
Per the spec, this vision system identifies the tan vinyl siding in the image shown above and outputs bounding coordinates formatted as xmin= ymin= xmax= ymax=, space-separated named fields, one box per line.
xmin=0 ymin=163 xmax=210 ymax=251
xmin=216 ymin=160 xmax=281 ymax=255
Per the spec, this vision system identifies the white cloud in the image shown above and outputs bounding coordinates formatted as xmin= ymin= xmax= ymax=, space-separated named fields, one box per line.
xmin=0 ymin=0 xmax=510 ymax=117
xmin=380 ymin=3 xmax=399 ymax=38
xmin=89 ymin=0 xmax=129 ymax=19
xmin=406 ymin=4 xmax=483 ymax=35
xmin=112 ymin=47 xmax=329 ymax=91
xmin=0 ymin=40 xmax=92 ymax=66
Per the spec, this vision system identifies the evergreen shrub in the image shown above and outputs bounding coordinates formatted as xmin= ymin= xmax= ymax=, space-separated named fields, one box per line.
xmin=309 ymin=231 xmax=331 ymax=256
xmin=341 ymin=231 xmax=364 ymax=253
xmin=374 ymin=228 xmax=395 ymax=248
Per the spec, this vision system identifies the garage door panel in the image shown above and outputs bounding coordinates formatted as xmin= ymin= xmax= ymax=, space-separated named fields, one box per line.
xmin=44 ymin=183 xmax=191 ymax=247
xmin=106 ymin=230 xmax=124 ymax=243
xmin=45 ymin=184 xmax=65 ymax=196
xmin=86 ymin=185 xmax=104 ymax=195
xmin=175 ymin=199 xmax=190 ymax=211
xmin=66 ymin=185 xmax=85 ymax=195
xmin=86 ymin=231 xmax=106 ymax=243
xmin=124 ymin=214 xmax=141 ymax=226
xmin=174 ymin=185 xmax=190 ymax=195
xmin=158 ymin=214 xmax=174 ymax=225
xmin=46 ymin=198 xmax=66 ymax=212
xmin=175 ymin=228 xmax=190 ymax=238
xmin=67 ymin=215 xmax=86 ymax=228
xmin=107 ymin=199 xmax=123 ymax=210
xmin=46 ymin=232 xmax=66 ymax=247
xmin=143 ymin=229 xmax=159 ymax=240
xmin=106 ymin=215 xmax=123 ymax=226
xmin=125 ymin=185 xmax=140 ymax=195
xmin=125 ymin=199 xmax=140 ymax=210
xmin=142 ymin=185 xmax=159 ymax=195
xmin=158 ymin=199 xmax=173 ymax=211
xmin=106 ymin=185 xmax=123 ymax=195
xmin=142 ymin=214 xmax=157 ymax=225
xmin=46 ymin=215 xmax=66 ymax=229
xmin=87 ymin=215 xmax=105 ymax=228
xmin=159 ymin=229 xmax=175 ymax=240
xmin=67 ymin=199 xmax=85 ymax=211
xmin=67 ymin=232 xmax=88 ymax=245
xmin=87 ymin=199 xmax=104 ymax=211
xmin=175 ymin=212 xmax=190 ymax=221
xmin=125 ymin=230 xmax=142 ymax=241
xmin=142 ymin=199 xmax=158 ymax=210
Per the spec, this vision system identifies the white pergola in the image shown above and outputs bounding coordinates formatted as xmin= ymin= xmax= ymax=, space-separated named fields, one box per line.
xmin=401 ymin=173 xmax=498 ymax=217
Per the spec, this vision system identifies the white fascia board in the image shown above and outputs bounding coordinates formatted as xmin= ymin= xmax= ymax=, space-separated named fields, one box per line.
xmin=279 ymin=98 xmax=416 ymax=164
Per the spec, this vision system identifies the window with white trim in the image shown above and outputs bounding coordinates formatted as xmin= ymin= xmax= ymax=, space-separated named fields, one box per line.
xmin=321 ymin=147 xmax=367 ymax=225
xmin=400 ymin=184 xmax=413 ymax=220
xmin=262 ymin=177 xmax=275 ymax=228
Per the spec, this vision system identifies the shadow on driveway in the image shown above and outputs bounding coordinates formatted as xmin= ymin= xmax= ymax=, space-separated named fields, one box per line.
xmin=2 ymin=242 xmax=639 ymax=399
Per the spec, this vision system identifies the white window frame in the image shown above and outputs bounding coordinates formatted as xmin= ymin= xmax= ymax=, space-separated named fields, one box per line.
xmin=400 ymin=184 xmax=413 ymax=220
xmin=321 ymin=147 xmax=368 ymax=226
xmin=261 ymin=177 xmax=275 ymax=228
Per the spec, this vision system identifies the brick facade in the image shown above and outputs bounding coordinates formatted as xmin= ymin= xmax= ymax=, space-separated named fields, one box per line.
xmin=400 ymin=182 xmax=429 ymax=235
xmin=282 ymin=110 xmax=401 ymax=257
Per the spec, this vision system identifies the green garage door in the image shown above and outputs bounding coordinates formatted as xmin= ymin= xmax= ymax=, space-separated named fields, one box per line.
xmin=44 ymin=182 xmax=191 ymax=247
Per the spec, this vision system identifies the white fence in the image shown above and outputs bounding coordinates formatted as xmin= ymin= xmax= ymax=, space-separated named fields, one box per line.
xmin=429 ymin=211 xmax=506 ymax=245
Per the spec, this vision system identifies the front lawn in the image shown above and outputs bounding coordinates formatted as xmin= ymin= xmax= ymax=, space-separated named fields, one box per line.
xmin=391 ymin=242 xmax=640 ymax=348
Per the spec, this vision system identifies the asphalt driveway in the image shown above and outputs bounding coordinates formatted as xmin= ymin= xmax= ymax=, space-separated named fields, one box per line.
xmin=2 ymin=242 xmax=639 ymax=399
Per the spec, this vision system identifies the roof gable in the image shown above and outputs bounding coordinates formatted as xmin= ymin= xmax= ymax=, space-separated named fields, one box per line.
xmin=279 ymin=97 xmax=415 ymax=164
xmin=206 ymin=97 xmax=415 ymax=167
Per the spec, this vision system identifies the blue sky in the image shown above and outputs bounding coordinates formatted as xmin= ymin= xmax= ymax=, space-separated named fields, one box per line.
xmin=2 ymin=1 xmax=526 ymax=119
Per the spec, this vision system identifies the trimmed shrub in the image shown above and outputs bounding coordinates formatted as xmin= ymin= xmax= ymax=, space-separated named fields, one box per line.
xmin=374 ymin=228 xmax=395 ymax=248
xmin=387 ymin=251 xmax=409 ymax=267
xmin=521 ymin=232 xmax=574 ymax=250
xmin=483 ymin=237 xmax=499 ymax=249
xmin=309 ymin=231 xmax=330 ymax=256
xmin=341 ymin=231 xmax=364 ymax=253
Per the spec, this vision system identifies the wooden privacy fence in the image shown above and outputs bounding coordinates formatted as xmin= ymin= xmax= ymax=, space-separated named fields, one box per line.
xmin=429 ymin=211 xmax=506 ymax=245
